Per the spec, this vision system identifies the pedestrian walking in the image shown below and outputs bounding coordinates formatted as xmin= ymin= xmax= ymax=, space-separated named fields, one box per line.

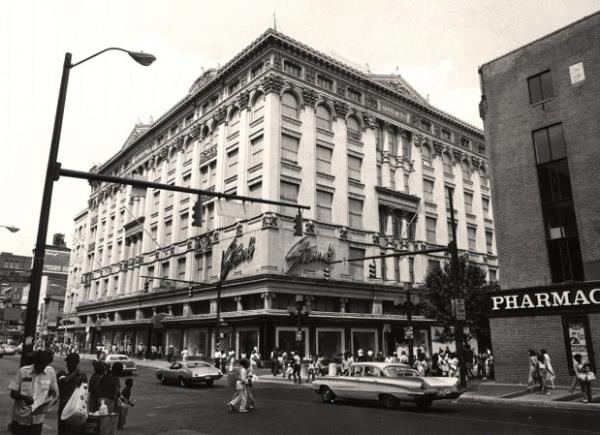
xmin=341 ymin=352 xmax=352 ymax=376
xmin=97 ymin=362 xmax=122 ymax=413
xmin=527 ymin=349 xmax=538 ymax=391
xmin=541 ymin=349 xmax=555 ymax=391
xmin=578 ymin=363 xmax=596 ymax=403
xmin=181 ymin=348 xmax=189 ymax=362
xmin=292 ymin=351 xmax=302 ymax=384
xmin=307 ymin=355 xmax=317 ymax=382
xmin=87 ymin=360 xmax=106 ymax=412
xmin=117 ymin=378 xmax=135 ymax=428
xmin=8 ymin=350 xmax=59 ymax=435
xmin=535 ymin=353 xmax=549 ymax=395
xmin=56 ymin=353 xmax=87 ymax=435
xmin=227 ymin=359 xmax=251 ymax=413
xmin=270 ymin=347 xmax=280 ymax=376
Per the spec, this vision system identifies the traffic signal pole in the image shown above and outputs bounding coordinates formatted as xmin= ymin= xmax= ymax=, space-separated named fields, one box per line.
xmin=447 ymin=187 xmax=468 ymax=390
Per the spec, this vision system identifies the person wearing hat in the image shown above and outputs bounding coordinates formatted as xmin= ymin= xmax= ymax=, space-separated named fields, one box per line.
xmin=56 ymin=353 xmax=87 ymax=435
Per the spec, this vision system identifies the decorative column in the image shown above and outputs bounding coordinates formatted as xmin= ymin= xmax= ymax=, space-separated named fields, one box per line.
xmin=381 ymin=123 xmax=391 ymax=188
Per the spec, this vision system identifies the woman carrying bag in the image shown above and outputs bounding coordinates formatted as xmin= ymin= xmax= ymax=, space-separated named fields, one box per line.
xmin=57 ymin=353 xmax=87 ymax=435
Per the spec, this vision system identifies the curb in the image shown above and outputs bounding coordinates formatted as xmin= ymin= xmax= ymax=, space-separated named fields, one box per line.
xmin=458 ymin=394 xmax=600 ymax=411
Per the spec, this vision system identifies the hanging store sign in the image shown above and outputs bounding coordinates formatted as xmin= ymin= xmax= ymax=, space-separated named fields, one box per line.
xmin=221 ymin=236 xmax=256 ymax=279
xmin=489 ymin=281 xmax=600 ymax=317
xmin=285 ymin=236 xmax=334 ymax=273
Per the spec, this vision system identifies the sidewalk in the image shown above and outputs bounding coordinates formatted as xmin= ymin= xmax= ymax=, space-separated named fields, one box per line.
xmin=458 ymin=378 xmax=600 ymax=410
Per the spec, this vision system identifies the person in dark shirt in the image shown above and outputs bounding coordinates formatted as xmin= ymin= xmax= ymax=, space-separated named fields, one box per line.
xmin=88 ymin=360 xmax=106 ymax=412
xmin=56 ymin=353 xmax=87 ymax=435
xmin=98 ymin=362 xmax=122 ymax=413
xmin=117 ymin=378 xmax=134 ymax=428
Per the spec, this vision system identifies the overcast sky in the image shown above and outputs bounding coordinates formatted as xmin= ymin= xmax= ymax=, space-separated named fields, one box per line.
xmin=1 ymin=0 xmax=598 ymax=257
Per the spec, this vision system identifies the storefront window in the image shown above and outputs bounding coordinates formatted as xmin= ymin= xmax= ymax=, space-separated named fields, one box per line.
xmin=276 ymin=327 xmax=309 ymax=357
xmin=317 ymin=328 xmax=344 ymax=359
xmin=238 ymin=329 xmax=259 ymax=359
xmin=164 ymin=330 xmax=182 ymax=356
xmin=185 ymin=329 xmax=208 ymax=358
xmin=562 ymin=316 xmax=596 ymax=374
xmin=352 ymin=329 xmax=378 ymax=355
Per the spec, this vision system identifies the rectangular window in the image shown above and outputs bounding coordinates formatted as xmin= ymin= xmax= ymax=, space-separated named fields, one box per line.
xmin=178 ymin=258 xmax=186 ymax=280
xmin=161 ymin=261 xmax=170 ymax=280
xmin=228 ymin=80 xmax=240 ymax=94
xmin=347 ymin=155 xmax=362 ymax=181
xmin=468 ymin=227 xmax=477 ymax=251
xmin=461 ymin=138 xmax=471 ymax=149
xmin=482 ymin=197 xmax=490 ymax=218
xmin=445 ymin=188 xmax=451 ymax=210
xmin=206 ymin=203 xmax=214 ymax=230
xmin=528 ymin=70 xmax=553 ymax=104
xmin=533 ymin=124 xmax=566 ymax=164
xmin=182 ymin=173 xmax=191 ymax=188
xmin=317 ymin=75 xmax=333 ymax=90
xmin=404 ymin=173 xmax=410 ymax=193
xmin=250 ymin=64 xmax=263 ymax=79
xmin=153 ymin=191 xmax=160 ymax=210
xmin=196 ymin=256 xmax=204 ymax=281
xmin=226 ymin=149 xmax=239 ymax=178
xmin=316 ymin=145 xmax=332 ymax=174
xmin=348 ymin=198 xmax=363 ymax=228
xmin=349 ymin=247 xmax=365 ymax=280
xmin=376 ymin=165 xmax=382 ymax=186
xmin=316 ymin=190 xmax=333 ymax=222
xmin=441 ymin=130 xmax=452 ymax=141
xmin=166 ymin=187 xmax=174 ymax=208
xmin=281 ymin=134 xmax=300 ymax=163
xmin=150 ymin=226 xmax=158 ymax=245
xmin=210 ymin=161 xmax=217 ymax=186
xmin=179 ymin=213 xmax=189 ymax=240
xmin=250 ymin=136 xmax=264 ymax=167
xmin=163 ymin=220 xmax=172 ymax=245
xmin=248 ymin=182 xmax=262 ymax=216
xmin=283 ymin=60 xmax=302 ymax=77
xmin=489 ymin=269 xmax=497 ymax=283
xmin=205 ymin=252 xmax=212 ymax=280
xmin=423 ymin=179 xmax=434 ymax=199
xmin=200 ymin=166 xmax=209 ymax=187
xmin=420 ymin=120 xmax=431 ymax=132
xmin=280 ymin=181 xmax=299 ymax=216
xmin=426 ymin=217 xmax=436 ymax=243
xmin=486 ymin=230 xmax=494 ymax=254
xmin=347 ymin=88 xmax=362 ymax=103
xmin=464 ymin=192 xmax=473 ymax=214
xmin=409 ymin=257 xmax=415 ymax=283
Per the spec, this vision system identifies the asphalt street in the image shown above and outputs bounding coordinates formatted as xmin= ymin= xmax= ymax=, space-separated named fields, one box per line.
xmin=1 ymin=356 xmax=598 ymax=435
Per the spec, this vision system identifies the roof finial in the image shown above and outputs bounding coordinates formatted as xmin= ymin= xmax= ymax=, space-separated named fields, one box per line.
xmin=273 ymin=11 xmax=277 ymax=31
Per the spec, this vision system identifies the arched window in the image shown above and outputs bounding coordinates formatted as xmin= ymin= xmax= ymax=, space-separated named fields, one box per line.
xmin=316 ymin=104 xmax=332 ymax=131
xmin=461 ymin=160 xmax=471 ymax=180
xmin=251 ymin=93 xmax=264 ymax=121
xmin=347 ymin=116 xmax=361 ymax=141
xmin=227 ymin=108 xmax=240 ymax=136
xmin=281 ymin=92 xmax=299 ymax=119
xmin=201 ymin=125 xmax=210 ymax=148
xmin=443 ymin=152 xmax=453 ymax=175
xmin=422 ymin=145 xmax=432 ymax=164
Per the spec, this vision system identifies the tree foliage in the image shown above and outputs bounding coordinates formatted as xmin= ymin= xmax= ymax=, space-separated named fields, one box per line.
xmin=423 ymin=255 xmax=496 ymax=349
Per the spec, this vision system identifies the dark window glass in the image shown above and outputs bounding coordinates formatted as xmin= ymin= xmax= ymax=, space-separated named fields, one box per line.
xmin=533 ymin=123 xmax=566 ymax=164
xmin=547 ymin=238 xmax=584 ymax=282
xmin=528 ymin=70 xmax=553 ymax=104
xmin=537 ymin=160 xmax=572 ymax=203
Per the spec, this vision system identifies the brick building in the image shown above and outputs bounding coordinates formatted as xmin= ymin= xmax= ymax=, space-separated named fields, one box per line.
xmin=63 ymin=29 xmax=497 ymax=360
xmin=479 ymin=11 xmax=600 ymax=384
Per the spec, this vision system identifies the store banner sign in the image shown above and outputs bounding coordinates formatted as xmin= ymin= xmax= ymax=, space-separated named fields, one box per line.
xmin=489 ymin=282 xmax=600 ymax=317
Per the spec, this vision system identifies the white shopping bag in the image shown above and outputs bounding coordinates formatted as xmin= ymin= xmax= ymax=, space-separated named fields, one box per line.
xmin=61 ymin=383 xmax=89 ymax=426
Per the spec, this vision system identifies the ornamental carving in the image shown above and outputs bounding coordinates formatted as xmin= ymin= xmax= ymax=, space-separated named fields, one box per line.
xmin=261 ymin=213 xmax=278 ymax=229
xmin=302 ymin=88 xmax=318 ymax=108
xmin=212 ymin=231 xmax=220 ymax=244
xmin=305 ymin=69 xmax=315 ymax=83
xmin=261 ymin=74 xmax=284 ymax=94
xmin=453 ymin=149 xmax=464 ymax=161
xmin=432 ymin=141 xmax=445 ymax=156
xmin=189 ymin=124 xmax=201 ymax=139
xmin=338 ymin=227 xmax=348 ymax=240
xmin=236 ymin=223 xmax=243 ymax=236
xmin=304 ymin=220 xmax=316 ymax=235
xmin=215 ymin=106 xmax=227 ymax=124
xmin=362 ymin=112 xmax=376 ymax=129
xmin=194 ymin=234 xmax=212 ymax=255
xmin=372 ymin=233 xmax=380 ymax=245
xmin=366 ymin=94 xmax=378 ymax=110
xmin=237 ymin=91 xmax=249 ymax=109
xmin=187 ymin=239 xmax=193 ymax=249
xmin=382 ymin=151 xmax=391 ymax=163
xmin=200 ymin=145 xmax=217 ymax=164
xmin=336 ymin=83 xmax=346 ymax=97
xmin=272 ymin=55 xmax=282 ymax=69
xmin=413 ymin=133 xmax=423 ymax=147
xmin=471 ymin=156 xmax=482 ymax=170
xmin=158 ymin=146 xmax=169 ymax=159
xmin=400 ymin=238 xmax=410 ymax=250
xmin=334 ymin=101 xmax=348 ymax=118
xmin=120 ymin=261 xmax=128 ymax=271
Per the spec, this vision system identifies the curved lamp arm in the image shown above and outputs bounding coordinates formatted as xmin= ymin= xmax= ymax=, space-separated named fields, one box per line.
xmin=0 ymin=224 xmax=20 ymax=233
xmin=71 ymin=47 xmax=156 ymax=68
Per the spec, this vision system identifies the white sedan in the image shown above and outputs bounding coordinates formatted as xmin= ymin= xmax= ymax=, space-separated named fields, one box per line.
xmin=313 ymin=362 xmax=461 ymax=410
xmin=105 ymin=354 xmax=138 ymax=375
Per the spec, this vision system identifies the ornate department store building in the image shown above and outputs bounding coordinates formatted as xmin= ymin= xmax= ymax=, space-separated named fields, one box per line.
xmin=63 ymin=29 xmax=497 ymax=359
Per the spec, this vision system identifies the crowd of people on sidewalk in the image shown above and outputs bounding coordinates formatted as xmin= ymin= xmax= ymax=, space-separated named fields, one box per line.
xmin=7 ymin=350 xmax=135 ymax=435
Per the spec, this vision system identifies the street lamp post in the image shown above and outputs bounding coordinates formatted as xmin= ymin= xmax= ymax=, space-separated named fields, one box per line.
xmin=20 ymin=48 xmax=155 ymax=367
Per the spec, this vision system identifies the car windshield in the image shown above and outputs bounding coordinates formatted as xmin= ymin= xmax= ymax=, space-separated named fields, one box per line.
xmin=185 ymin=362 xmax=211 ymax=368
xmin=382 ymin=366 xmax=422 ymax=378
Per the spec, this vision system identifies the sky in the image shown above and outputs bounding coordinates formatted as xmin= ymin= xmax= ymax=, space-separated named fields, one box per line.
xmin=1 ymin=0 xmax=599 ymax=257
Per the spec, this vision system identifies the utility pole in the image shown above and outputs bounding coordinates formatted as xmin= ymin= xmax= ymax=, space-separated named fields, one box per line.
xmin=403 ymin=282 xmax=414 ymax=366
xmin=447 ymin=187 xmax=467 ymax=390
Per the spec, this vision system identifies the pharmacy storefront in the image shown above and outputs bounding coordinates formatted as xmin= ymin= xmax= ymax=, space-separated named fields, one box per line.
xmin=489 ymin=281 xmax=600 ymax=385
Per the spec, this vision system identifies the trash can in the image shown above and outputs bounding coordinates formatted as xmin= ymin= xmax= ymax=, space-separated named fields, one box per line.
xmin=84 ymin=413 xmax=118 ymax=435
xmin=328 ymin=362 xmax=337 ymax=376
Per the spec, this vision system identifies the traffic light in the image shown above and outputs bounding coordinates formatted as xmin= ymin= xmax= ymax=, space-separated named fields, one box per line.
xmin=323 ymin=267 xmax=330 ymax=280
xmin=192 ymin=195 xmax=203 ymax=227
xmin=144 ymin=280 xmax=149 ymax=292
xmin=369 ymin=261 xmax=376 ymax=279
xmin=188 ymin=285 xmax=193 ymax=298
xmin=294 ymin=210 xmax=303 ymax=236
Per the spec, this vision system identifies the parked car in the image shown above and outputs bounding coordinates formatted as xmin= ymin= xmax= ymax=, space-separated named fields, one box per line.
xmin=313 ymin=362 xmax=462 ymax=410
xmin=105 ymin=354 xmax=137 ymax=375
xmin=156 ymin=361 xmax=223 ymax=387
xmin=1 ymin=344 xmax=17 ymax=355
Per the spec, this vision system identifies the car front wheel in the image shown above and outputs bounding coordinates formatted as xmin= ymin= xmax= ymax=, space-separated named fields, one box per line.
xmin=320 ymin=387 xmax=336 ymax=404
xmin=380 ymin=395 xmax=398 ymax=409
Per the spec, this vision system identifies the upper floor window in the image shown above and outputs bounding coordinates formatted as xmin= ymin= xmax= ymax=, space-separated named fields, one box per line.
xmin=461 ymin=138 xmax=471 ymax=149
xmin=281 ymin=134 xmax=300 ymax=163
xmin=528 ymin=70 xmax=553 ymax=104
xmin=347 ymin=116 xmax=361 ymax=141
xmin=316 ymin=190 xmax=333 ymax=222
xmin=316 ymin=145 xmax=332 ymax=175
xmin=347 ymin=88 xmax=362 ymax=103
xmin=423 ymin=179 xmax=434 ymax=199
xmin=422 ymin=145 xmax=432 ymax=164
xmin=347 ymin=155 xmax=362 ymax=181
xmin=227 ymin=108 xmax=240 ymax=137
xmin=482 ymin=197 xmax=490 ymax=218
xmin=281 ymin=92 xmax=299 ymax=119
xmin=250 ymin=63 xmax=263 ymax=79
xmin=443 ymin=152 xmax=453 ymax=175
xmin=251 ymin=93 xmax=264 ymax=121
xmin=468 ymin=226 xmax=477 ymax=251
xmin=426 ymin=217 xmax=437 ymax=243
xmin=441 ymin=130 xmax=452 ymax=141
xmin=532 ymin=123 xmax=566 ymax=164
xmin=283 ymin=60 xmax=302 ymax=77
xmin=420 ymin=119 xmax=432 ymax=132
xmin=316 ymin=104 xmax=333 ymax=131
xmin=461 ymin=160 xmax=471 ymax=180
xmin=317 ymin=74 xmax=333 ymax=91
xmin=464 ymin=192 xmax=473 ymax=214
xmin=226 ymin=149 xmax=239 ymax=179
xmin=348 ymin=198 xmax=363 ymax=228
xmin=250 ymin=135 xmax=264 ymax=167
xmin=228 ymin=79 xmax=240 ymax=94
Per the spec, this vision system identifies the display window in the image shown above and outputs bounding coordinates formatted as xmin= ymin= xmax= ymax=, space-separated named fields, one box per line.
xmin=562 ymin=316 xmax=596 ymax=374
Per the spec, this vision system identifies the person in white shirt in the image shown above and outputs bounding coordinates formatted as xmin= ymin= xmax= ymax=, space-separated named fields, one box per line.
xmin=181 ymin=348 xmax=189 ymax=362
xmin=8 ymin=350 xmax=59 ymax=435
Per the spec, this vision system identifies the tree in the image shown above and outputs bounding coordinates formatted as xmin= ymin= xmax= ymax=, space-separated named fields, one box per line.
xmin=423 ymin=255 xmax=496 ymax=350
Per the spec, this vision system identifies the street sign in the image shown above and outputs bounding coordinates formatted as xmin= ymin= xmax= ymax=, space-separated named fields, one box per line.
xmin=452 ymin=298 xmax=466 ymax=320
xmin=295 ymin=330 xmax=303 ymax=341
xmin=404 ymin=326 xmax=413 ymax=340
xmin=0 ymin=274 xmax=30 ymax=283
